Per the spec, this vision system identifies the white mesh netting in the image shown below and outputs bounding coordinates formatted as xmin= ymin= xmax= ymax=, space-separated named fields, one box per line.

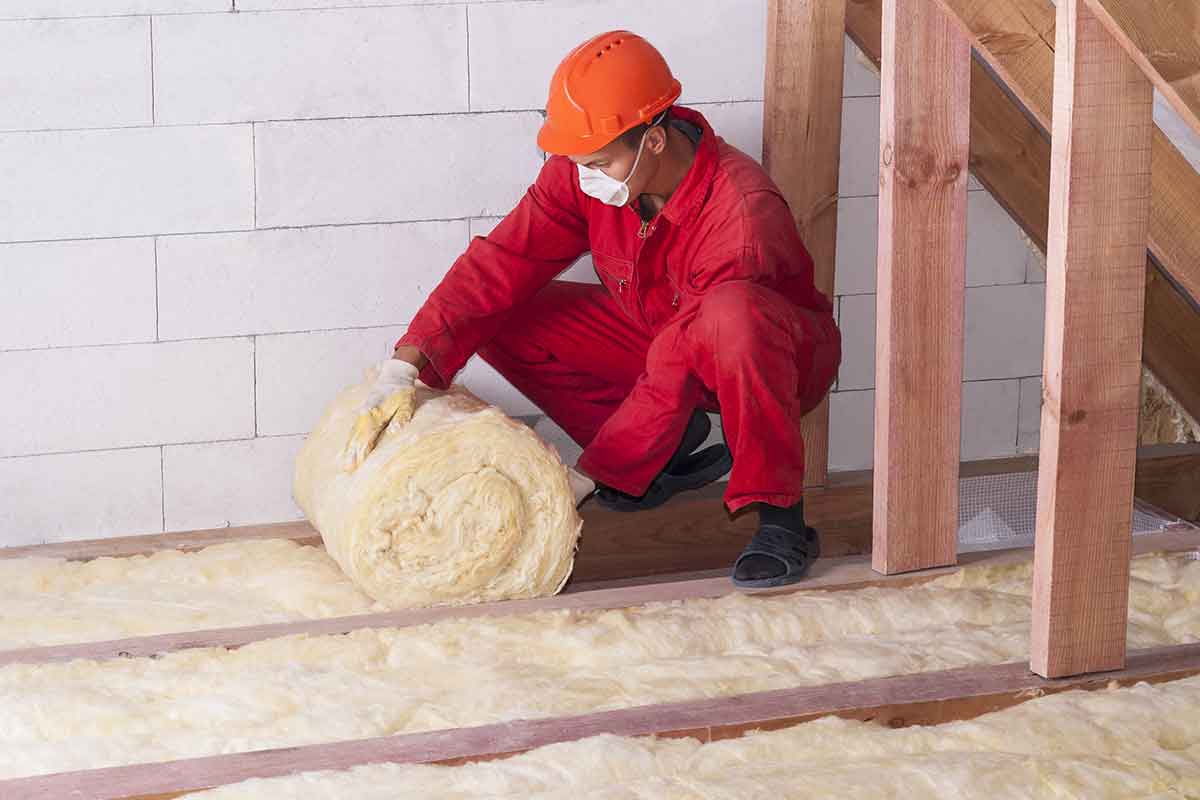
xmin=956 ymin=471 xmax=1193 ymax=553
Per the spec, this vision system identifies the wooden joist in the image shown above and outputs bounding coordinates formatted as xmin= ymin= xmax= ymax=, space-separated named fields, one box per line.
xmin=0 ymin=538 xmax=1037 ymax=667
xmin=3 ymin=445 xmax=1198 ymax=578
xmin=762 ymin=0 xmax=847 ymax=487
xmin=845 ymin=0 xmax=1200 ymax=428
xmin=3 ymin=526 xmax=1195 ymax=669
xmin=0 ymin=462 xmax=1195 ymax=792
xmin=872 ymin=0 xmax=970 ymax=575
xmin=1133 ymin=442 xmax=1200 ymax=525
xmin=1030 ymin=0 xmax=1155 ymax=678
xmin=7 ymin=641 xmax=1199 ymax=800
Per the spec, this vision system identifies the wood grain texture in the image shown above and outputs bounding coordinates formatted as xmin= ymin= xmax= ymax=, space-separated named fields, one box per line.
xmin=5 ymin=446 xmax=1199 ymax=578
xmin=10 ymin=642 xmax=1200 ymax=800
xmin=762 ymin=0 xmax=847 ymax=488
xmin=1141 ymin=265 xmax=1200 ymax=441
xmin=849 ymin=0 xmax=1200 ymax=435
xmin=3 ymin=453 xmax=1049 ymax=572
xmin=1133 ymin=442 xmax=1200 ymax=524
xmin=872 ymin=0 xmax=969 ymax=575
xmin=930 ymin=0 xmax=1200 ymax=361
xmin=965 ymin=58 xmax=1054 ymax=250
xmin=0 ymin=520 xmax=320 ymax=561
xmin=1031 ymin=0 xmax=1154 ymax=679
xmin=1083 ymin=0 xmax=1200 ymax=138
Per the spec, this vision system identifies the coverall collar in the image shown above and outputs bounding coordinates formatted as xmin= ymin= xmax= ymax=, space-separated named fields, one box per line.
xmin=652 ymin=104 xmax=718 ymax=229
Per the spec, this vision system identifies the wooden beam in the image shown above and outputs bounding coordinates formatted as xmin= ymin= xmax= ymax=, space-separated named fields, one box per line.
xmin=0 ymin=520 xmax=319 ymax=561
xmin=9 ymin=642 xmax=1199 ymax=800
xmin=1142 ymin=256 xmax=1200 ymax=433
xmin=6 ymin=454 xmax=1046 ymax=570
xmin=1083 ymin=0 xmax=1200 ymax=139
xmin=1031 ymin=0 xmax=1154 ymax=679
xmin=1133 ymin=442 xmax=1200 ymax=524
xmin=846 ymin=0 xmax=1200 ymax=430
xmin=872 ymin=0 xmax=970 ymax=575
xmin=929 ymin=0 xmax=1200 ymax=348
xmin=762 ymin=0 xmax=847 ymax=488
xmin=3 ymin=527 xmax=1194 ymax=669
xmin=4 ymin=445 xmax=1198 ymax=576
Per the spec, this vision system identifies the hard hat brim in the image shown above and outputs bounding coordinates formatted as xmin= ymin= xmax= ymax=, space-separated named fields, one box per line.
xmin=536 ymin=120 xmax=604 ymax=156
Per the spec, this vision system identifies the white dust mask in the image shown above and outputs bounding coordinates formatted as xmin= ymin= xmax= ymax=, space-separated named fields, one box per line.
xmin=576 ymin=112 xmax=663 ymax=206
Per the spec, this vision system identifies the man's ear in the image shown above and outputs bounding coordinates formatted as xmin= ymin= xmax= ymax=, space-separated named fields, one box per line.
xmin=646 ymin=124 xmax=669 ymax=155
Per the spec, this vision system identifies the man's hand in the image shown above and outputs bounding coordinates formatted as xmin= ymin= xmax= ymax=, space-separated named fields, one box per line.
xmin=340 ymin=358 xmax=420 ymax=471
xmin=566 ymin=465 xmax=596 ymax=508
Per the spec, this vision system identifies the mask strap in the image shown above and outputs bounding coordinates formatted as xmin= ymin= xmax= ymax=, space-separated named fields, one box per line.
xmin=622 ymin=109 xmax=669 ymax=185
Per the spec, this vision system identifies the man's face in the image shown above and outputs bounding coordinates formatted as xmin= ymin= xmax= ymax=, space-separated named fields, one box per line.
xmin=569 ymin=125 xmax=665 ymax=204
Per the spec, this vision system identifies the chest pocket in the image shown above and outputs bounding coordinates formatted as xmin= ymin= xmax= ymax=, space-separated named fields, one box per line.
xmin=591 ymin=251 xmax=635 ymax=305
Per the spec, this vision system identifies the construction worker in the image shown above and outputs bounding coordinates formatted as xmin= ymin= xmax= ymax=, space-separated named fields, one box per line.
xmin=346 ymin=30 xmax=841 ymax=589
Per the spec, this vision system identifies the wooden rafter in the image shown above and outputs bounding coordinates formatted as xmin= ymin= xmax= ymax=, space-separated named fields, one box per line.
xmin=928 ymin=0 xmax=1200 ymax=307
xmin=1082 ymin=0 xmax=1200 ymax=139
xmin=845 ymin=0 xmax=1200 ymax=429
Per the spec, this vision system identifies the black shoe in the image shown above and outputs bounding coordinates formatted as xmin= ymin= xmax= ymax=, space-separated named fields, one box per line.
xmin=732 ymin=500 xmax=821 ymax=588
xmin=594 ymin=409 xmax=731 ymax=512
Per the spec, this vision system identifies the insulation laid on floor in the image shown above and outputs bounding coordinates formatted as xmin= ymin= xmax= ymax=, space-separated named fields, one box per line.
xmin=0 ymin=538 xmax=386 ymax=651
xmin=0 ymin=551 xmax=1196 ymax=779
xmin=182 ymin=673 xmax=1200 ymax=799
xmin=0 ymin=377 xmax=582 ymax=651
xmin=293 ymin=372 xmax=582 ymax=608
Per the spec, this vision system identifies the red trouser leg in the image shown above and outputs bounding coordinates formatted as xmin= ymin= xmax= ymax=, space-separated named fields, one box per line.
xmin=577 ymin=281 xmax=841 ymax=514
xmin=684 ymin=282 xmax=840 ymax=513
xmin=476 ymin=280 xmax=653 ymax=447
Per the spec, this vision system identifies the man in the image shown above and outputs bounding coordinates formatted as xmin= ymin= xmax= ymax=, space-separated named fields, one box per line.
xmin=344 ymin=30 xmax=842 ymax=589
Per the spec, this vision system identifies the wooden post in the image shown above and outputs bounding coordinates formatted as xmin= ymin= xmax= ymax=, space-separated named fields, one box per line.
xmin=762 ymin=0 xmax=846 ymax=488
xmin=872 ymin=0 xmax=970 ymax=575
xmin=1031 ymin=0 xmax=1154 ymax=678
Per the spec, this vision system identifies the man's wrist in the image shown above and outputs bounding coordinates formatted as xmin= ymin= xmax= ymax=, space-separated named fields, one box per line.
xmin=392 ymin=344 xmax=430 ymax=372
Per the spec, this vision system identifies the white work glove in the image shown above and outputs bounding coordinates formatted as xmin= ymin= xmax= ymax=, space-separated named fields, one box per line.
xmin=340 ymin=358 xmax=420 ymax=472
xmin=567 ymin=465 xmax=596 ymax=508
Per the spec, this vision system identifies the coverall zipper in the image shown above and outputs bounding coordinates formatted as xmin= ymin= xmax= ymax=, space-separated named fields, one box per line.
xmin=631 ymin=210 xmax=658 ymax=329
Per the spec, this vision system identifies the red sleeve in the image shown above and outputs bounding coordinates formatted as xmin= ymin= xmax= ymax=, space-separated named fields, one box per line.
xmin=394 ymin=156 xmax=589 ymax=389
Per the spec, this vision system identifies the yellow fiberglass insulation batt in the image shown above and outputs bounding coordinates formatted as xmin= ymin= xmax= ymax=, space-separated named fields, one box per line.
xmin=292 ymin=367 xmax=583 ymax=608
xmin=0 ymin=551 xmax=1196 ymax=779
xmin=0 ymin=539 xmax=388 ymax=651
xmin=185 ymin=673 xmax=1200 ymax=799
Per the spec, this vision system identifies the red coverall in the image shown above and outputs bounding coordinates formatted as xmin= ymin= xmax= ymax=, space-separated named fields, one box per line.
xmin=395 ymin=105 xmax=841 ymax=514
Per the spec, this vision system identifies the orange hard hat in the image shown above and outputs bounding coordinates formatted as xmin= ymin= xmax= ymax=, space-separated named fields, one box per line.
xmin=537 ymin=30 xmax=682 ymax=156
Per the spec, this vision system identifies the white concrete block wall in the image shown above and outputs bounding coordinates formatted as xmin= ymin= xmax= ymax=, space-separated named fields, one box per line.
xmin=255 ymin=325 xmax=406 ymax=436
xmin=163 ymin=435 xmax=307 ymax=530
xmin=153 ymin=7 xmax=469 ymax=124
xmin=0 ymin=5 xmax=1049 ymax=546
xmin=156 ymin=222 xmax=467 ymax=338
